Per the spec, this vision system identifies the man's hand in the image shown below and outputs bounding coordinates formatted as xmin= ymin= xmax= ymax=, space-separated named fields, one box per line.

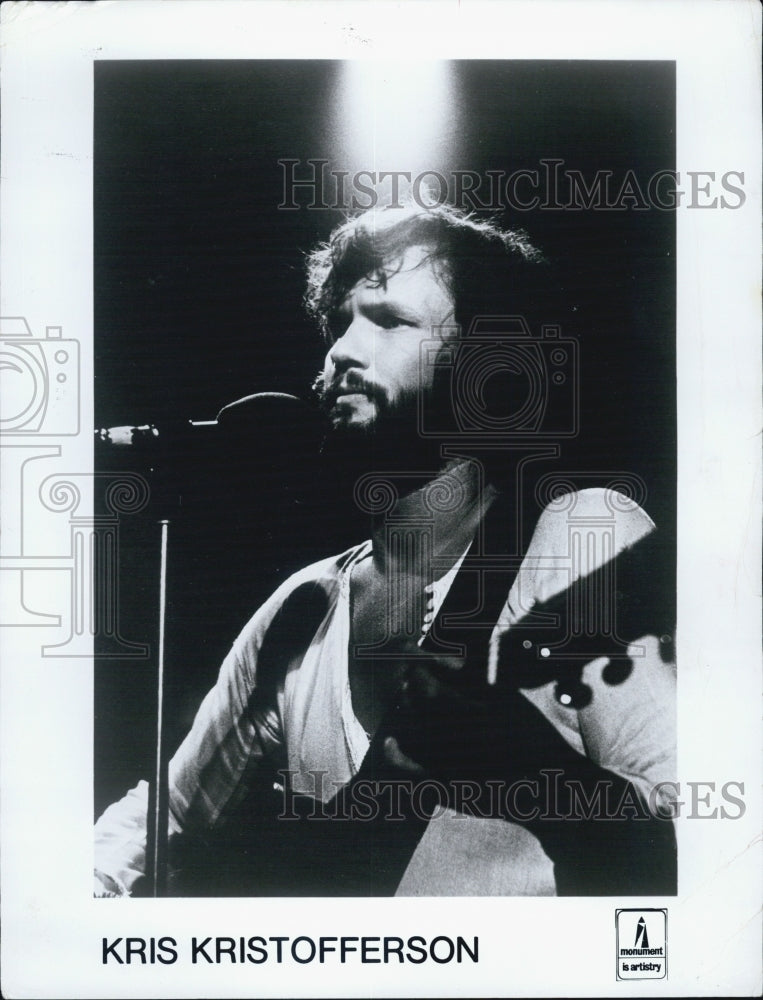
xmin=380 ymin=655 xmax=677 ymax=895
xmin=383 ymin=655 xmax=581 ymax=785
xmin=93 ymin=870 xmax=126 ymax=898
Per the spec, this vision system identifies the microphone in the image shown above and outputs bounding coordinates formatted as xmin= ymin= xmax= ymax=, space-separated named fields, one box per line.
xmin=95 ymin=392 xmax=315 ymax=448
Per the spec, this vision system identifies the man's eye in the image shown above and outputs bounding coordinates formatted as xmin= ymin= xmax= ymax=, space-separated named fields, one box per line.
xmin=377 ymin=314 xmax=412 ymax=330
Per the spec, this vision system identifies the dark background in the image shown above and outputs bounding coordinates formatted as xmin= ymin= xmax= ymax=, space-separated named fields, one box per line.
xmin=94 ymin=60 xmax=675 ymax=816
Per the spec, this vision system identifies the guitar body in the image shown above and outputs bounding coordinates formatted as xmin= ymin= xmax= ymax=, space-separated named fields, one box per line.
xmin=159 ymin=490 xmax=676 ymax=897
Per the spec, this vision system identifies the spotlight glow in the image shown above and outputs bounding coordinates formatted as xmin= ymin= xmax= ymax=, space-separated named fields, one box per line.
xmin=330 ymin=61 xmax=457 ymax=202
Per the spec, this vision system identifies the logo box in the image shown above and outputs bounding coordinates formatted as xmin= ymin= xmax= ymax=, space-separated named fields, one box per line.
xmin=616 ymin=908 xmax=667 ymax=981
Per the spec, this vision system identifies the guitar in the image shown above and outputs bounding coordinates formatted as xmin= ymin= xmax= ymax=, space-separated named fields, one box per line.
xmin=162 ymin=524 xmax=676 ymax=897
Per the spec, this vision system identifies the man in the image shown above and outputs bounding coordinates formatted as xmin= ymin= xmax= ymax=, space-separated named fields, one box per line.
xmin=94 ymin=203 xmax=676 ymax=897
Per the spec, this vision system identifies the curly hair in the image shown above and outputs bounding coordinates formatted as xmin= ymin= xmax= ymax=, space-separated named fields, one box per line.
xmin=304 ymin=202 xmax=546 ymax=342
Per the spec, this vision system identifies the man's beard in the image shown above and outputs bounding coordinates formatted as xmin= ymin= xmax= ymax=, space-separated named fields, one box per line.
xmin=312 ymin=368 xmax=441 ymax=481
xmin=313 ymin=367 xmax=396 ymax=433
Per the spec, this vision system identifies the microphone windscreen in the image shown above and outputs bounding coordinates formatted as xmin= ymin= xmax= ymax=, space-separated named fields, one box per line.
xmin=215 ymin=392 xmax=326 ymax=450
xmin=216 ymin=392 xmax=302 ymax=425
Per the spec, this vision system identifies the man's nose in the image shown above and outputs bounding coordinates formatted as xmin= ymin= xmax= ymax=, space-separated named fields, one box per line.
xmin=327 ymin=318 xmax=373 ymax=371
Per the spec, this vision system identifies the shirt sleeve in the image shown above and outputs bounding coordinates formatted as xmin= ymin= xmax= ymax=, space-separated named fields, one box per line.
xmin=93 ymin=588 xmax=284 ymax=897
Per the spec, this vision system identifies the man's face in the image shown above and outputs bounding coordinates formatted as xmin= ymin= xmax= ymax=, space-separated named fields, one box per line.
xmin=319 ymin=245 xmax=456 ymax=435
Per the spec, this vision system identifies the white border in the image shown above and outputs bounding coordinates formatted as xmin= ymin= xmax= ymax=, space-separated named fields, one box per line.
xmin=1 ymin=2 xmax=761 ymax=997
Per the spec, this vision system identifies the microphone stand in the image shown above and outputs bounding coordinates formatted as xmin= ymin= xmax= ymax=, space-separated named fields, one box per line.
xmin=96 ymin=393 xmax=323 ymax=897
xmin=144 ymin=519 xmax=170 ymax=897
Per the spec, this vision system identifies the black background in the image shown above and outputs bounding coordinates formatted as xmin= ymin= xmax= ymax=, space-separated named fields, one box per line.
xmin=94 ymin=60 xmax=675 ymax=816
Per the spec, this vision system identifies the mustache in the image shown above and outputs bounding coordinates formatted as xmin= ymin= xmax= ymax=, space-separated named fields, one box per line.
xmin=312 ymin=369 xmax=388 ymax=409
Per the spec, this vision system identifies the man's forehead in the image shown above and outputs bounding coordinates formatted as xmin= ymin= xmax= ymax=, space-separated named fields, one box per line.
xmin=347 ymin=245 xmax=453 ymax=307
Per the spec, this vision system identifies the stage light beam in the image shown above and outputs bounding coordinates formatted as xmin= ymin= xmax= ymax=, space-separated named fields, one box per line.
xmin=330 ymin=61 xmax=457 ymax=204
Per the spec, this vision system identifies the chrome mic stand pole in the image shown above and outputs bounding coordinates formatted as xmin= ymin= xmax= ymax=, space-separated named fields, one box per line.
xmin=145 ymin=518 xmax=170 ymax=896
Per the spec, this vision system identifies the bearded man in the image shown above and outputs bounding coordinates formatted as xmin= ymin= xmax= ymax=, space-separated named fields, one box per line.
xmin=95 ymin=203 xmax=676 ymax=898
